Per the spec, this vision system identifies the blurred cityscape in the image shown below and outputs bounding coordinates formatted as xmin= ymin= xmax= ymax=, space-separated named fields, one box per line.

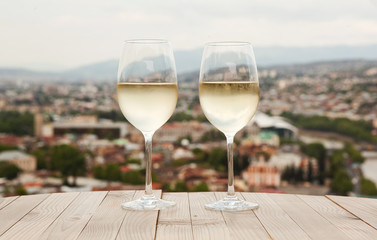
xmin=0 ymin=59 xmax=377 ymax=197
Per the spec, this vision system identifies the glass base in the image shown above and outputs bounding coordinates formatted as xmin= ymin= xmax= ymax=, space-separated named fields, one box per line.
xmin=121 ymin=194 xmax=176 ymax=210
xmin=205 ymin=195 xmax=259 ymax=211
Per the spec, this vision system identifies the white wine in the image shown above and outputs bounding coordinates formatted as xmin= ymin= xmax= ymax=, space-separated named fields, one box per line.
xmin=117 ymin=82 xmax=178 ymax=133
xmin=199 ymin=81 xmax=259 ymax=135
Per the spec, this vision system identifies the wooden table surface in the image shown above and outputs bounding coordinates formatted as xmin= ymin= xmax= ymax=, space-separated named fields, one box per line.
xmin=0 ymin=191 xmax=376 ymax=240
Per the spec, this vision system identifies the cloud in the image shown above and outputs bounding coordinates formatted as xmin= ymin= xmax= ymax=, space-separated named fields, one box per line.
xmin=1 ymin=0 xmax=377 ymax=70
xmin=114 ymin=11 xmax=172 ymax=24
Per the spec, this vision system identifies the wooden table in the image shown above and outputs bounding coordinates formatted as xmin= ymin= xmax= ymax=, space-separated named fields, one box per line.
xmin=0 ymin=191 xmax=376 ymax=240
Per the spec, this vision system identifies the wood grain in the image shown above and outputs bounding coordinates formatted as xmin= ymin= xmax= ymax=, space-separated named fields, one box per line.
xmin=242 ymin=193 xmax=311 ymax=240
xmin=0 ymin=194 xmax=49 ymax=237
xmin=214 ymin=192 xmax=270 ymax=240
xmin=327 ymin=195 xmax=377 ymax=229
xmin=0 ymin=192 xmax=79 ymax=240
xmin=299 ymin=195 xmax=377 ymax=240
xmin=188 ymin=192 xmax=231 ymax=240
xmin=76 ymin=190 xmax=135 ymax=240
xmin=269 ymin=193 xmax=350 ymax=240
xmin=0 ymin=192 xmax=375 ymax=240
xmin=116 ymin=190 xmax=162 ymax=240
xmin=0 ymin=196 xmax=18 ymax=210
xmin=155 ymin=192 xmax=193 ymax=240
xmin=38 ymin=191 xmax=108 ymax=240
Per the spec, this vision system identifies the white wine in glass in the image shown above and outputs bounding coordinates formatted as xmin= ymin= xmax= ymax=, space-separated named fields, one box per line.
xmin=199 ymin=42 xmax=260 ymax=211
xmin=117 ymin=39 xmax=178 ymax=210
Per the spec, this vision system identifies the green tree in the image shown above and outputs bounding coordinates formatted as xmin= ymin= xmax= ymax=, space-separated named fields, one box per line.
xmin=192 ymin=182 xmax=209 ymax=192
xmin=170 ymin=159 xmax=187 ymax=167
xmin=330 ymin=170 xmax=353 ymax=196
xmin=208 ymin=147 xmax=227 ymax=171
xmin=31 ymin=149 xmax=48 ymax=170
xmin=152 ymin=172 xmax=160 ymax=183
xmin=122 ymin=170 xmax=144 ymax=185
xmin=0 ymin=162 xmax=22 ymax=180
xmin=51 ymin=145 xmax=86 ymax=186
xmin=200 ymin=129 xmax=224 ymax=142
xmin=282 ymin=165 xmax=295 ymax=183
xmin=361 ymin=178 xmax=377 ymax=196
xmin=127 ymin=158 xmax=142 ymax=165
xmin=281 ymin=165 xmax=305 ymax=184
xmin=295 ymin=167 xmax=304 ymax=182
xmin=0 ymin=111 xmax=34 ymax=136
xmin=281 ymin=112 xmax=377 ymax=143
xmin=15 ymin=187 xmax=28 ymax=195
xmin=0 ymin=144 xmax=17 ymax=152
xmin=234 ymin=154 xmax=250 ymax=175
xmin=173 ymin=181 xmax=189 ymax=192
xmin=301 ymin=143 xmax=326 ymax=184
xmin=329 ymin=150 xmax=346 ymax=177
xmin=104 ymin=163 xmax=122 ymax=181
xmin=92 ymin=165 xmax=105 ymax=179
xmin=344 ymin=142 xmax=364 ymax=164
xmin=307 ymin=161 xmax=313 ymax=182
xmin=163 ymin=183 xmax=172 ymax=192
xmin=192 ymin=148 xmax=207 ymax=162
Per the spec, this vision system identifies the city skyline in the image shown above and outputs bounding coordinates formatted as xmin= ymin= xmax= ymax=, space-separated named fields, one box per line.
xmin=1 ymin=0 xmax=377 ymax=71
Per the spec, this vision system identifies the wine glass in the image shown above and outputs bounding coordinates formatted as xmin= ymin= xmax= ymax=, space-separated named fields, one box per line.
xmin=199 ymin=42 xmax=260 ymax=211
xmin=117 ymin=39 xmax=178 ymax=210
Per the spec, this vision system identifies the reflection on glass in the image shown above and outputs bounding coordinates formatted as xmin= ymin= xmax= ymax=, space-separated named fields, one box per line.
xmin=199 ymin=42 xmax=260 ymax=211
xmin=117 ymin=39 xmax=177 ymax=210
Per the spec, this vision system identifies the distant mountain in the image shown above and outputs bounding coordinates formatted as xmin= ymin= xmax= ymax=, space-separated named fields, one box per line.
xmin=0 ymin=68 xmax=51 ymax=77
xmin=254 ymin=45 xmax=377 ymax=67
xmin=174 ymin=48 xmax=203 ymax=74
xmin=63 ymin=60 xmax=118 ymax=80
xmin=263 ymin=59 xmax=377 ymax=75
xmin=1 ymin=45 xmax=377 ymax=80
xmin=57 ymin=44 xmax=377 ymax=79
xmin=173 ymin=45 xmax=377 ymax=74
xmin=60 ymin=48 xmax=204 ymax=80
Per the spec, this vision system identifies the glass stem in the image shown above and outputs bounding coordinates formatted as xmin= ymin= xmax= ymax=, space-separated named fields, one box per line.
xmin=226 ymin=135 xmax=235 ymax=197
xmin=144 ymin=133 xmax=153 ymax=196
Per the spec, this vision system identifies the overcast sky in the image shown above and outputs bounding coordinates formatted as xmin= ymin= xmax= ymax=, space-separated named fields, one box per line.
xmin=1 ymin=0 xmax=377 ymax=71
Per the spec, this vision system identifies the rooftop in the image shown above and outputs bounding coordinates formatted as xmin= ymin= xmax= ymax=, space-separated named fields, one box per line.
xmin=0 ymin=151 xmax=31 ymax=161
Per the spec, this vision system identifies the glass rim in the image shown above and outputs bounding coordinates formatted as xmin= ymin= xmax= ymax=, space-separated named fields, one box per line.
xmin=124 ymin=39 xmax=170 ymax=44
xmin=205 ymin=41 xmax=251 ymax=47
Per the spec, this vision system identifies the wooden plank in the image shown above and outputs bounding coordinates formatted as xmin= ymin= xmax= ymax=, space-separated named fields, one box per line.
xmin=327 ymin=195 xmax=377 ymax=229
xmin=214 ymin=192 xmax=270 ymax=240
xmin=0 ymin=194 xmax=49 ymax=236
xmin=269 ymin=193 xmax=350 ymax=240
xmin=116 ymin=190 xmax=162 ymax=240
xmin=0 ymin=192 xmax=79 ymax=240
xmin=242 ymin=193 xmax=310 ymax=240
xmin=155 ymin=192 xmax=193 ymax=240
xmin=188 ymin=192 xmax=231 ymax=240
xmin=299 ymin=195 xmax=377 ymax=240
xmin=77 ymin=190 xmax=135 ymax=240
xmin=38 ymin=191 xmax=108 ymax=240
xmin=0 ymin=196 xmax=18 ymax=210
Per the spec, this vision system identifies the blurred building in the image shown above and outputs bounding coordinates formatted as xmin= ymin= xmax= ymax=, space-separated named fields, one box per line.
xmin=252 ymin=112 xmax=298 ymax=139
xmin=0 ymin=150 xmax=37 ymax=172
xmin=269 ymin=152 xmax=302 ymax=171
xmin=39 ymin=115 xmax=128 ymax=139
xmin=155 ymin=121 xmax=212 ymax=142
xmin=242 ymin=160 xmax=280 ymax=190
xmin=172 ymin=147 xmax=195 ymax=160
xmin=0 ymin=134 xmax=23 ymax=146
xmin=34 ymin=113 xmax=44 ymax=137
xmin=242 ymin=131 xmax=280 ymax=147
